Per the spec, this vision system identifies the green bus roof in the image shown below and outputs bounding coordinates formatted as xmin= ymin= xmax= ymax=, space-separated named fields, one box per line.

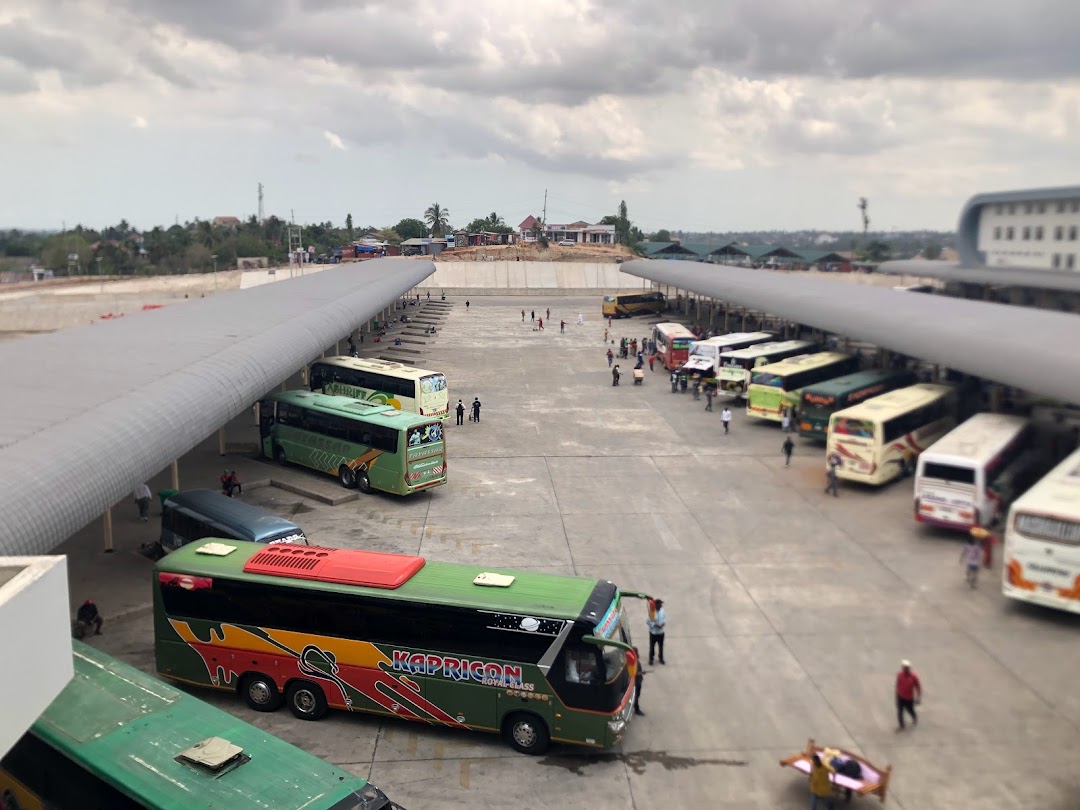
xmin=268 ymin=390 xmax=436 ymax=429
xmin=158 ymin=539 xmax=604 ymax=621
xmin=32 ymin=640 xmax=378 ymax=809
xmin=801 ymin=367 xmax=914 ymax=398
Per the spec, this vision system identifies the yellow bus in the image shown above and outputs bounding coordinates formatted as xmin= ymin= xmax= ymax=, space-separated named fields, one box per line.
xmin=745 ymin=352 xmax=859 ymax=423
xmin=601 ymin=291 xmax=665 ymax=318
xmin=309 ymin=356 xmax=449 ymax=421
xmin=826 ymin=384 xmax=958 ymax=486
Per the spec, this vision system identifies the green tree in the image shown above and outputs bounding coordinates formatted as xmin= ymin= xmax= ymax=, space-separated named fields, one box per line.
xmin=42 ymin=233 xmax=92 ymax=273
xmin=345 ymin=213 xmax=354 ymax=241
xmin=650 ymin=229 xmax=672 ymax=242
xmin=859 ymin=239 xmax=891 ymax=263
xmin=376 ymin=228 xmax=401 ymax=245
xmin=599 ymin=215 xmax=618 ymax=226
xmin=424 ymin=202 xmax=450 ymax=237
xmin=394 ymin=218 xmax=426 ymax=241
xmin=615 ymin=200 xmax=631 ymax=245
xmin=184 ymin=243 xmax=213 ymax=273
xmin=464 ymin=218 xmax=491 ymax=234
xmin=922 ymin=242 xmax=942 ymax=260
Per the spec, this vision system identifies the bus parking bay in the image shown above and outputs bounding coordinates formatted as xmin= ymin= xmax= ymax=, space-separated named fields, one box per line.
xmin=62 ymin=296 xmax=1080 ymax=809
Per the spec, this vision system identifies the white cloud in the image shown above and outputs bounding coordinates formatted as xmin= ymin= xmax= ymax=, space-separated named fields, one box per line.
xmin=131 ymin=114 xmax=148 ymax=128
xmin=323 ymin=130 xmax=346 ymax=150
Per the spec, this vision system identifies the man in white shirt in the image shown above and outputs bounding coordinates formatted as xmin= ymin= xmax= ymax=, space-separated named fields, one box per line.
xmin=134 ymin=483 xmax=152 ymax=522
xmin=721 ymin=407 xmax=732 ymax=435
xmin=646 ymin=599 xmax=666 ymax=665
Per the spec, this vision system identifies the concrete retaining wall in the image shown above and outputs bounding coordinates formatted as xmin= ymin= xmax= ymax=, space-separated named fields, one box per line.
xmin=416 ymin=262 xmax=648 ymax=295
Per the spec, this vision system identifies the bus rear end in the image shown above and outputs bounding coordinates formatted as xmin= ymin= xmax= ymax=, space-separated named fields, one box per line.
xmin=405 ymin=421 xmax=446 ymax=492
xmin=418 ymin=373 xmax=449 ymax=421
xmin=798 ymin=391 xmax=836 ymax=440
xmin=914 ymin=457 xmax=980 ymax=530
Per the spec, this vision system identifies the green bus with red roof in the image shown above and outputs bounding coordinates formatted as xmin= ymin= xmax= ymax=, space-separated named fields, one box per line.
xmin=153 ymin=538 xmax=648 ymax=754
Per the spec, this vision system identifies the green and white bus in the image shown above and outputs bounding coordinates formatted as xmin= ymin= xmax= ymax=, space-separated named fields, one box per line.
xmin=716 ymin=340 xmax=816 ymax=394
xmin=0 ymin=640 xmax=401 ymax=810
xmin=259 ymin=391 xmax=446 ymax=494
xmin=310 ymin=357 xmax=449 ymax=421
xmin=797 ymin=368 xmax=917 ymax=440
xmin=154 ymin=539 xmax=649 ymax=755
xmin=746 ymin=352 xmax=860 ymax=422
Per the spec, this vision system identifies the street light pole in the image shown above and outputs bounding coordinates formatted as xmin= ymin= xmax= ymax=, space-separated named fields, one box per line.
xmin=211 ymin=254 xmax=218 ymax=291
xmin=95 ymin=256 xmax=103 ymax=293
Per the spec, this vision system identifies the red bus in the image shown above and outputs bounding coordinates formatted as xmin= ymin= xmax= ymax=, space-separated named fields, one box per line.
xmin=652 ymin=323 xmax=696 ymax=371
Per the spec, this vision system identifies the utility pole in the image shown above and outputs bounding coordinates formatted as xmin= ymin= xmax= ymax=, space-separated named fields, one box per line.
xmin=257 ymin=182 xmax=264 ymax=222
xmin=542 ymin=189 xmax=547 ymax=227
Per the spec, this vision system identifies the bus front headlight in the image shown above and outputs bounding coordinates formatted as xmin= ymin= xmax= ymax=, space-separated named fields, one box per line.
xmin=608 ymin=718 xmax=626 ymax=735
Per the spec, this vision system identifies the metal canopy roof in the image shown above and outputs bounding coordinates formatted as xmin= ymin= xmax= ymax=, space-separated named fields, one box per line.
xmin=0 ymin=258 xmax=433 ymax=556
xmin=879 ymin=260 xmax=1080 ymax=294
xmin=621 ymin=258 xmax=1080 ymax=405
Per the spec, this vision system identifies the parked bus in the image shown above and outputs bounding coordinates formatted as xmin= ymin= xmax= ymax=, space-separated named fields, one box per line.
xmin=681 ymin=331 xmax=775 ymax=377
xmin=652 ymin=323 xmax=697 ymax=371
xmin=259 ymin=390 xmax=446 ymax=494
xmin=160 ymin=488 xmax=308 ymax=551
xmin=602 ymin=290 xmax=665 ymax=318
xmin=1003 ymin=448 xmax=1080 ymax=613
xmin=154 ymin=539 xmax=648 ymax=755
xmin=827 ymin=384 xmax=957 ymax=485
xmin=716 ymin=340 xmax=816 ymax=394
xmin=798 ymin=368 xmax=917 ymax=440
xmin=309 ymin=357 xmax=449 ymax=421
xmin=745 ymin=352 xmax=860 ymax=423
xmin=0 ymin=640 xmax=401 ymax=810
xmin=915 ymin=413 xmax=1045 ymax=532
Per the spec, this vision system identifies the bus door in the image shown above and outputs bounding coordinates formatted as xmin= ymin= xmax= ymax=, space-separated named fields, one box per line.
xmin=258 ymin=400 xmax=276 ymax=454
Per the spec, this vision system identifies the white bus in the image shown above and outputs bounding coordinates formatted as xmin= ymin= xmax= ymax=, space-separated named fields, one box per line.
xmin=715 ymin=340 xmax=816 ymax=395
xmin=827 ymin=384 xmax=957 ymax=486
xmin=914 ymin=413 xmax=1044 ymax=531
xmin=1003 ymin=448 xmax=1080 ymax=614
xmin=681 ymin=332 xmax=775 ymax=377
xmin=308 ymin=357 xmax=449 ymax=421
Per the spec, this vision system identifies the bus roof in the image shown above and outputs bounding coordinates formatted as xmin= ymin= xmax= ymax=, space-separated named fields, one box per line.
xmin=720 ymin=339 xmax=813 ymax=360
xmin=314 ymin=355 xmax=443 ymax=380
xmin=831 ymin=383 xmax=952 ymax=421
xmin=32 ymin=641 xmax=376 ymax=808
xmin=921 ymin=413 xmax=1030 ymax=467
xmin=164 ymin=489 xmax=303 ymax=543
xmin=653 ymin=323 xmax=696 ymax=338
xmin=268 ymin=390 xmax=435 ymax=428
xmin=158 ymin=539 xmax=605 ymax=621
xmin=692 ymin=331 xmax=774 ymax=347
xmin=752 ymin=351 xmax=852 ymax=376
xmin=1010 ymin=446 xmax=1080 ymax=517
xmin=801 ymin=367 xmax=913 ymax=399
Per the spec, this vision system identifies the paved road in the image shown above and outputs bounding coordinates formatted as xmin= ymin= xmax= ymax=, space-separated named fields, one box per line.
xmin=66 ymin=295 xmax=1080 ymax=809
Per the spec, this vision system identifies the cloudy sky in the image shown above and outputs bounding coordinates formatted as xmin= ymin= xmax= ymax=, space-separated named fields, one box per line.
xmin=2 ymin=0 xmax=1079 ymax=233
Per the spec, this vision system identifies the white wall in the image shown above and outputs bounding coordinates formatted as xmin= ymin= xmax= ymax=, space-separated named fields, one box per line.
xmin=977 ymin=197 xmax=1080 ymax=270
xmin=0 ymin=556 xmax=73 ymax=758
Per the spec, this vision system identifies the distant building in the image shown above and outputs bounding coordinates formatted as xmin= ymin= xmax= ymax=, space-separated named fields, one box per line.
xmin=212 ymin=216 xmax=242 ymax=229
xmin=958 ymin=185 xmax=1080 ymax=271
xmin=517 ymin=216 xmax=615 ymax=244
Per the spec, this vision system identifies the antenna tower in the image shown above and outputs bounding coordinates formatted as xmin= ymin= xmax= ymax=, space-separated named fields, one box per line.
xmin=542 ymin=189 xmax=547 ymax=227
xmin=257 ymin=182 xmax=265 ymax=222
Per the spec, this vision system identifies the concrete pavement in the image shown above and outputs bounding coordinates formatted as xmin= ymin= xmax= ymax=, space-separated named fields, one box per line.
xmin=66 ymin=295 xmax=1080 ymax=809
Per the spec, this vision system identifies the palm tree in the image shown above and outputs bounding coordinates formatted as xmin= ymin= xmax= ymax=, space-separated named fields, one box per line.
xmin=486 ymin=211 xmax=504 ymax=228
xmin=424 ymin=202 xmax=450 ymax=237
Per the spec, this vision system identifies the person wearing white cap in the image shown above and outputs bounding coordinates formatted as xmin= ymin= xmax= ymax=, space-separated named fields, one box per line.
xmin=895 ymin=659 xmax=922 ymax=730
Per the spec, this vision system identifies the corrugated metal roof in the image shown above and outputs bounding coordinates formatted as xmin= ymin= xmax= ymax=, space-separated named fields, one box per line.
xmin=620 ymin=258 xmax=1080 ymax=405
xmin=0 ymin=258 xmax=433 ymax=556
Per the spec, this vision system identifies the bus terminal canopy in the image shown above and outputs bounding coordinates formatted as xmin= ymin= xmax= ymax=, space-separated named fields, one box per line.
xmin=0 ymin=258 xmax=433 ymax=557
xmin=878 ymin=260 xmax=1080 ymax=294
xmin=619 ymin=258 xmax=1080 ymax=407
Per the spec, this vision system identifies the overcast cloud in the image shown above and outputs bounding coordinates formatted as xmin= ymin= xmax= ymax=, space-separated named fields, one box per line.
xmin=2 ymin=0 xmax=1078 ymax=232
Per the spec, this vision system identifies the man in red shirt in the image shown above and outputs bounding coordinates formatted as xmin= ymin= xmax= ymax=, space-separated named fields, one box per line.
xmin=895 ymin=659 xmax=922 ymax=730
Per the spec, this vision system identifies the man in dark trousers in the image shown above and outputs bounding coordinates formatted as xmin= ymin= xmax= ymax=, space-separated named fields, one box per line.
xmin=471 ymin=397 xmax=482 ymax=423
xmin=455 ymin=399 xmax=465 ymax=426
xmin=76 ymin=599 xmax=103 ymax=636
xmin=646 ymin=599 xmax=666 ymax=665
xmin=633 ymin=647 xmax=646 ymax=716
xmin=895 ymin=659 xmax=922 ymax=730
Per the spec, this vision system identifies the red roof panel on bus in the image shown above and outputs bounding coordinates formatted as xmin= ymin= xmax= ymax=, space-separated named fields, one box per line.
xmin=242 ymin=545 xmax=425 ymax=589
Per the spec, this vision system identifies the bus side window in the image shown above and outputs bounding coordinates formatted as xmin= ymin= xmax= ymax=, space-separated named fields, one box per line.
xmin=565 ymin=647 xmax=599 ymax=685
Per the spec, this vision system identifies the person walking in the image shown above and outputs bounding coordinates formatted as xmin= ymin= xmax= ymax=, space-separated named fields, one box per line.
xmin=471 ymin=398 xmax=482 ymax=423
xmin=612 ymin=365 xmax=621 ymax=386
xmin=604 ymin=328 xmax=609 ymax=342
xmin=546 ymin=307 xmax=550 ymax=320
xmin=560 ymin=320 xmax=566 ymax=333
xmin=692 ymin=378 xmax=701 ymax=400
xmin=960 ymin=534 xmax=983 ymax=588
xmin=648 ymin=354 xmax=655 ymax=372
xmin=531 ymin=310 xmax=535 ymax=322
xmin=825 ymin=463 xmax=839 ymax=497
xmin=670 ymin=370 xmax=678 ymax=393
xmin=679 ymin=372 xmax=688 ymax=394
xmin=607 ymin=348 xmax=614 ymax=367
xmin=895 ymin=659 xmax=922 ymax=730
xmin=971 ymin=526 xmax=997 ymax=569
xmin=521 ymin=309 xmax=525 ymax=322
xmin=782 ymin=436 xmax=794 ymax=467
xmin=808 ymin=754 xmax=836 ymax=810
xmin=134 ymin=483 xmax=151 ymax=522
xmin=578 ymin=313 xmax=585 ymax=325
xmin=633 ymin=647 xmax=646 ymax=716
xmin=466 ymin=299 xmax=470 ymax=311
xmin=721 ymin=407 xmax=732 ymax=434
xmin=538 ymin=317 xmax=544 ymax=330
xmin=705 ymin=386 xmax=714 ymax=412
xmin=781 ymin=408 xmax=792 ymax=434
xmin=455 ymin=399 xmax=465 ymax=426
xmin=646 ymin=599 xmax=666 ymax=665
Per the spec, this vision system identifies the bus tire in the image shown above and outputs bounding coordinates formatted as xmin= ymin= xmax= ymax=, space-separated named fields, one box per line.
xmin=241 ymin=673 xmax=282 ymax=713
xmin=286 ymin=681 xmax=328 ymax=721
xmin=503 ymin=712 xmax=550 ymax=755
xmin=274 ymin=445 xmax=288 ymax=467
xmin=356 ymin=469 xmax=373 ymax=495
xmin=338 ymin=464 xmax=356 ymax=488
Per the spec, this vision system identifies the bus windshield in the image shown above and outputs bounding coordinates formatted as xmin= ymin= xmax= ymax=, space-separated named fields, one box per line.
xmin=751 ymin=371 xmax=783 ymax=387
xmin=833 ymin=417 xmax=875 ymax=438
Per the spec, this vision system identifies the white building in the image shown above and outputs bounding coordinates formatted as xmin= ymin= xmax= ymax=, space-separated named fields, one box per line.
xmin=960 ymin=186 xmax=1080 ymax=271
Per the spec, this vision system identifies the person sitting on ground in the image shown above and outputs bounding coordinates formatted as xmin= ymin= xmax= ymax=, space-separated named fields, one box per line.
xmin=220 ymin=469 xmax=241 ymax=497
xmin=76 ymin=599 xmax=103 ymax=636
xmin=394 ymin=337 xmax=402 ymax=346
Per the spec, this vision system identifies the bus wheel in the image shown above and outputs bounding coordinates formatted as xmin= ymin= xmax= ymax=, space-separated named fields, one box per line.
xmin=504 ymin=712 xmax=549 ymax=755
xmin=338 ymin=464 xmax=356 ymax=488
xmin=241 ymin=673 xmax=282 ymax=712
xmin=356 ymin=469 xmax=373 ymax=495
xmin=274 ymin=445 xmax=288 ymax=467
xmin=286 ymin=681 xmax=328 ymax=721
